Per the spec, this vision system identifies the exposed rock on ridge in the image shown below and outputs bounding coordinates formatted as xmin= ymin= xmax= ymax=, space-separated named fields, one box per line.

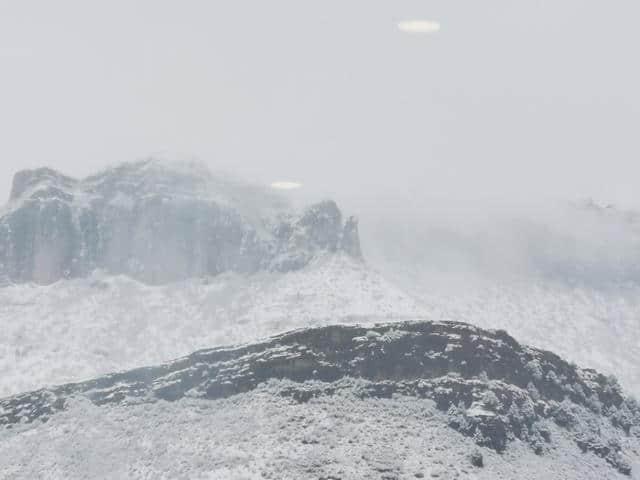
xmin=2 ymin=321 xmax=638 ymax=475
xmin=0 ymin=160 xmax=362 ymax=284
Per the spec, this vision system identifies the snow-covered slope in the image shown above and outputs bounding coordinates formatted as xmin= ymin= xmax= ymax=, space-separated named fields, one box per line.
xmin=2 ymin=161 xmax=640 ymax=478
xmin=0 ymin=253 xmax=421 ymax=397
xmin=6 ymin=390 xmax=636 ymax=480
xmin=2 ymin=321 xmax=639 ymax=479
xmin=3 ymin=253 xmax=640 ymax=400
xmin=3 ymin=252 xmax=640 ymax=400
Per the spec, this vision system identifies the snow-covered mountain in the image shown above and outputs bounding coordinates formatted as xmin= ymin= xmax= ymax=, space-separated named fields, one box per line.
xmin=4 ymin=252 xmax=640 ymax=402
xmin=2 ymin=161 xmax=640 ymax=478
xmin=2 ymin=161 xmax=640 ymax=402
xmin=0 ymin=159 xmax=361 ymax=285
xmin=2 ymin=321 xmax=639 ymax=478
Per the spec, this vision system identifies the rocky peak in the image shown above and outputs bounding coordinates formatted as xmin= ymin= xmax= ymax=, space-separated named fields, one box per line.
xmin=83 ymin=159 xmax=224 ymax=201
xmin=0 ymin=160 xmax=363 ymax=284
xmin=9 ymin=167 xmax=77 ymax=203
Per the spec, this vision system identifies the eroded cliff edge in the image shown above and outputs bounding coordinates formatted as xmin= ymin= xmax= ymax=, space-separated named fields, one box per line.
xmin=0 ymin=160 xmax=362 ymax=284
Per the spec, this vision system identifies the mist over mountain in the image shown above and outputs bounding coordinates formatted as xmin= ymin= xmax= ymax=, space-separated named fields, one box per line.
xmin=4 ymin=159 xmax=639 ymax=290
xmin=351 ymin=196 xmax=640 ymax=400
xmin=358 ymin=196 xmax=640 ymax=289
xmin=2 ymin=161 xmax=640 ymax=479
xmin=2 ymin=1 xmax=639 ymax=477
xmin=2 ymin=161 xmax=640 ymax=399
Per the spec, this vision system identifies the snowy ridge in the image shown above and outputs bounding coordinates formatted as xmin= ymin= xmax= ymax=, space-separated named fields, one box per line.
xmin=2 ymin=320 xmax=639 ymax=478
xmin=401 ymin=280 xmax=640 ymax=399
xmin=0 ymin=254 xmax=420 ymax=397
xmin=3 ymin=252 xmax=640 ymax=401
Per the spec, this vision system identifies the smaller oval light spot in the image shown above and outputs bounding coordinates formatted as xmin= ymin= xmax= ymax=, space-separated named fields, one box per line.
xmin=271 ymin=181 xmax=303 ymax=190
xmin=397 ymin=20 xmax=441 ymax=34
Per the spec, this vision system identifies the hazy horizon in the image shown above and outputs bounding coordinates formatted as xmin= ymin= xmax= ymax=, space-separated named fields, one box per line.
xmin=1 ymin=1 xmax=639 ymax=211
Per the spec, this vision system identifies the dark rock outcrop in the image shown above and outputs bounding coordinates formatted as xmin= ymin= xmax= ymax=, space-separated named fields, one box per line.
xmin=9 ymin=167 xmax=77 ymax=202
xmin=1 ymin=320 xmax=637 ymax=474
xmin=0 ymin=160 xmax=362 ymax=284
xmin=340 ymin=216 xmax=363 ymax=260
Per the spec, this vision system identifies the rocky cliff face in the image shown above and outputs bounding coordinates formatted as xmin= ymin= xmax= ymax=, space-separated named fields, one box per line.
xmin=0 ymin=160 xmax=362 ymax=284
xmin=2 ymin=321 xmax=638 ymax=475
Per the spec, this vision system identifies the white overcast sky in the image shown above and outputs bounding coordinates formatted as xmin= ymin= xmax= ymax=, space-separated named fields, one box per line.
xmin=1 ymin=1 xmax=639 ymax=208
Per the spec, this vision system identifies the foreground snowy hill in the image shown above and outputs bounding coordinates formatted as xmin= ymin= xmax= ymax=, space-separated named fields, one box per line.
xmin=2 ymin=321 xmax=639 ymax=479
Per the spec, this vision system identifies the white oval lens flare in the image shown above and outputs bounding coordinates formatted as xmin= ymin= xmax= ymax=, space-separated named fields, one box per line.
xmin=397 ymin=20 xmax=441 ymax=34
xmin=270 ymin=181 xmax=303 ymax=190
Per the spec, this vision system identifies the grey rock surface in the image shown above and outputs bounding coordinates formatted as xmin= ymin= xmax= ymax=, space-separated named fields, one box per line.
xmin=0 ymin=160 xmax=362 ymax=284
xmin=2 ymin=320 xmax=638 ymax=475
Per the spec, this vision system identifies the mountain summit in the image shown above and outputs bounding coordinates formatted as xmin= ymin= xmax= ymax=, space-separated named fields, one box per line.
xmin=0 ymin=160 xmax=362 ymax=284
